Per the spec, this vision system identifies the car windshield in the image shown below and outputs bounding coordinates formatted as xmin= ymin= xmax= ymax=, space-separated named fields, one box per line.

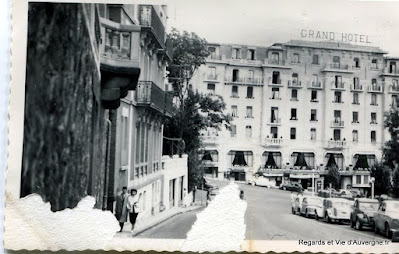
xmin=359 ymin=202 xmax=379 ymax=210
xmin=307 ymin=198 xmax=322 ymax=206
xmin=386 ymin=202 xmax=399 ymax=212
xmin=332 ymin=201 xmax=349 ymax=207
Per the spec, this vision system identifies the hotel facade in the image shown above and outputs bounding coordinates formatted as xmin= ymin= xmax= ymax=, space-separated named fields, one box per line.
xmin=192 ymin=40 xmax=399 ymax=193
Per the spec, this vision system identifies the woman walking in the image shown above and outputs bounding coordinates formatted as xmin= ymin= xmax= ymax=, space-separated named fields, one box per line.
xmin=126 ymin=189 xmax=141 ymax=232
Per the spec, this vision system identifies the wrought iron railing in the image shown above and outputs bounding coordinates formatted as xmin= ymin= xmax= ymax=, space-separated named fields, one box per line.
xmin=136 ymin=81 xmax=165 ymax=113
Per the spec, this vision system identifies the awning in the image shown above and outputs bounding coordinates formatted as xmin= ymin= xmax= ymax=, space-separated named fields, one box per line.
xmin=290 ymin=173 xmax=320 ymax=179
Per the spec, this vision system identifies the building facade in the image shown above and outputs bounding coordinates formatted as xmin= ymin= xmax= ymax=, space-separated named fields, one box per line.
xmin=99 ymin=4 xmax=188 ymax=220
xmin=192 ymin=40 xmax=399 ymax=193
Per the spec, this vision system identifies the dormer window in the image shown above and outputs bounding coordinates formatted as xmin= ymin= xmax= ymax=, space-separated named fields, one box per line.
xmin=248 ymin=49 xmax=256 ymax=60
xmin=232 ymin=48 xmax=241 ymax=59
xmin=353 ymin=58 xmax=360 ymax=68
xmin=292 ymin=53 xmax=300 ymax=64
xmin=271 ymin=52 xmax=279 ymax=64
xmin=312 ymin=54 xmax=319 ymax=65
xmin=333 ymin=56 xmax=340 ymax=68
xmin=208 ymin=47 xmax=216 ymax=59
xmin=372 ymin=59 xmax=378 ymax=69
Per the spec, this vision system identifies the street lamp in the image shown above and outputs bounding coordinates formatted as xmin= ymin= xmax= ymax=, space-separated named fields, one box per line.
xmin=369 ymin=177 xmax=375 ymax=199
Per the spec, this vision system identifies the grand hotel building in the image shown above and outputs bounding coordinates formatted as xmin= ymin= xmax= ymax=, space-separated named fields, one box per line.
xmin=191 ymin=40 xmax=399 ymax=193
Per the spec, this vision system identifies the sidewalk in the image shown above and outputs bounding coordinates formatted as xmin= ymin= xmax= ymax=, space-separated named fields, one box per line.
xmin=114 ymin=204 xmax=203 ymax=238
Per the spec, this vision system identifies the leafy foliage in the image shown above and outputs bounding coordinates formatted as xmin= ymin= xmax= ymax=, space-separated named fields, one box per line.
xmin=370 ymin=162 xmax=392 ymax=195
xmin=324 ymin=165 xmax=341 ymax=189
xmin=383 ymin=106 xmax=399 ymax=169
xmin=392 ymin=167 xmax=399 ymax=198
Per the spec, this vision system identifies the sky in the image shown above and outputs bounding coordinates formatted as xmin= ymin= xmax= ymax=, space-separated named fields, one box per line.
xmin=167 ymin=0 xmax=399 ymax=56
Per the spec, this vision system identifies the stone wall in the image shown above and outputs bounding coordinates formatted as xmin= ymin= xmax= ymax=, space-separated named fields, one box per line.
xmin=21 ymin=3 xmax=108 ymax=211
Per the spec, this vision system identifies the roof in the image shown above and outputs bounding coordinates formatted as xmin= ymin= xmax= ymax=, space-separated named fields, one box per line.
xmin=284 ymin=40 xmax=387 ymax=54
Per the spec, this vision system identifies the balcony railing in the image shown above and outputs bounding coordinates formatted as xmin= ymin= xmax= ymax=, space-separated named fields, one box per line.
xmin=136 ymin=81 xmax=165 ymax=113
xmin=328 ymin=140 xmax=346 ymax=148
xmin=267 ymin=77 xmax=282 ymax=86
xmin=139 ymin=5 xmax=165 ymax=48
xmin=331 ymin=120 xmax=344 ymax=128
xmin=367 ymin=83 xmax=383 ymax=93
xmin=208 ymin=54 xmax=222 ymax=60
xmin=288 ymin=80 xmax=302 ymax=88
xmin=383 ymin=67 xmax=399 ymax=75
xmin=205 ymin=74 xmax=218 ymax=81
xmin=331 ymin=81 xmax=345 ymax=90
xmin=200 ymin=135 xmax=219 ymax=144
xmin=308 ymin=81 xmax=323 ymax=89
xmin=388 ymin=84 xmax=399 ymax=93
xmin=164 ymin=91 xmax=174 ymax=117
xmin=350 ymin=84 xmax=363 ymax=92
xmin=266 ymin=59 xmax=287 ymax=66
xmin=268 ymin=118 xmax=281 ymax=125
xmin=264 ymin=137 xmax=283 ymax=146
xmin=224 ymin=77 xmax=263 ymax=85
xmin=328 ymin=63 xmax=349 ymax=70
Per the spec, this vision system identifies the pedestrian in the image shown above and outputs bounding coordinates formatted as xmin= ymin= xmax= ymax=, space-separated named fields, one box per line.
xmin=192 ymin=185 xmax=197 ymax=203
xmin=126 ymin=189 xmax=141 ymax=232
xmin=239 ymin=190 xmax=245 ymax=200
xmin=115 ymin=186 xmax=128 ymax=232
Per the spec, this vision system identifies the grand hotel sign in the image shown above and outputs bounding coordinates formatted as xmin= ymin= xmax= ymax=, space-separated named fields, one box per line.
xmin=300 ymin=29 xmax=371 ymax=44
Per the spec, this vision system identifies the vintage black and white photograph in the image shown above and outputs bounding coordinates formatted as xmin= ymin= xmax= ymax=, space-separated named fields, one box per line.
xmin=4 ymin=0 xmax=399 ymax=252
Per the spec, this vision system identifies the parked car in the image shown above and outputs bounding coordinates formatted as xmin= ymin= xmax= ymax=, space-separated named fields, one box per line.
xmin=350 ymin=198 xmax=379 ymax=230
xmin=321 ymin=198 xmax=351 ymax=223
xmin=338 ymin=189 xmax=352 ymax=198
xmin=280 ymin=182 xmax=303 ymax=192
xmin=250 ymin=175 xmax=276 ymax=188
xmin=374 ymin=200 xmax=399 ymax=239
xmin=300 ymin=196 xmax=324 ymax=218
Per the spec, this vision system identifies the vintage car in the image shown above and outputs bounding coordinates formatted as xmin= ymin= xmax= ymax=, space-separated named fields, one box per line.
xmin=299 ymin=196 xmax=324 ymax=218
xmin=317 ymin=198 xmax=351 ymax=223
xmin=280 ymin=182 xmax=303 ymax=192
xmin=373 ymin=200 xmax=399 ymax=239
xmin=249 ymin=175 xmax=277 ymax=188
xmin=350 ymin=198 xmax=379 ymax=230
xmin=291 ymin=194 xmax=304 ymax=214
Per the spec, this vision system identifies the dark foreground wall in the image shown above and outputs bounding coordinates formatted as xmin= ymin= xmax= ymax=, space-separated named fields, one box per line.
xmin=21 ymin=3 xmax=108 ymax=211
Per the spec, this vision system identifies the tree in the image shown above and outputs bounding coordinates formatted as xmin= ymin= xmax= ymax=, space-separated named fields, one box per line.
xmin=392 ymin=167 xmax=399 ymax=198
xmin=370 ymin=162 xmax=392 ymax=196
xmin=164 ymin=29 xmax=231 ymax=190
xmin=383 ymin=105 xmax=399 ymax=168
xmin=324 ymin=165 xmax=341 ymax=189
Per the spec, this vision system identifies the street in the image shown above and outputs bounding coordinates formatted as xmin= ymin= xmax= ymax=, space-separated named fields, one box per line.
xmin=137 ymin=180 xmax=388 ymax=241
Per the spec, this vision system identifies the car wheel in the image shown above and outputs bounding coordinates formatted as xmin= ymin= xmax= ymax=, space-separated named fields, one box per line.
xmin=251 ymin=181 xmax=255 ymax=186
xmin=305 ymin=209 xmax=309 ymax=218
xmin=385 ymin=223 xmax=391 ymax=238
xmin=283 ymin=187 xmax=287 ymax=190
xmin=350 ymin=217 xmax=355 ymax=228
xmin=291 ymin=207 xmax=295 ymax=214
xmin=325 ymin=213 xmax=332 ymax=223
xmin=315 ymin=214 xmax=319 ymax=220
xmin=355 ymin=220 xmax=363 ymax=231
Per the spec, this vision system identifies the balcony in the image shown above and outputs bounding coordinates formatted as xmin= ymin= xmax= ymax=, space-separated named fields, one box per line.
xmin=382 ymin=67 xmax=399 ymax=76
xmin=367 ymin=83 xmax=383 ymax=93
xmin=388 ymin=84 xmax=399 ymax=94
xmin=264 ymin=137 xmax=284 ymax=147
xmin=136 ymin=81 xmax=165 ymax=114
xmin=200 ymin=135 xmax=219 ymax=145
xmin=224 ymin=77 xmax=263 ymax=86
xmin=139 ymin=5 xmax=165 ymax=48
xmin=267 ymin=118 xmax=281 ymax=126
xmin=262 ymin=59 xmax=291 ymax=69
xmin=100 ymin=18 xmax=141 ymax=109
xmin=208 ymin=54 xmax=222 ymax=60
xmin=164 ymin=91 xmax=174 ymax=117
xmin=204 ymin=74 xmax=219 ymax=82
xmin=331 ymin=81 xmax=346 ymax=90
xmin=157 ymin=38 xmax=173 ymax=62
xmin=307 ymin=81 xmax=323 ymax=90
xmin=331 ymin=120 xmax=344 ymax=128
xmin=327 ymin=140 xmax=346 ymax=149
xmin=350 ymin=84 xmax=363 ymax=92
xmin=267 ymin=77 xmax=283 ymax=87
xmin=322 ymin=63 xmax=354 ymax=73
xmin=288 ymin=80 xmax=302 ymax=88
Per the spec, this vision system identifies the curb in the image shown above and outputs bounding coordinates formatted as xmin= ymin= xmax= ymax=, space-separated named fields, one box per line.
xmin=132 ymin=206 xmax=204 ymax=237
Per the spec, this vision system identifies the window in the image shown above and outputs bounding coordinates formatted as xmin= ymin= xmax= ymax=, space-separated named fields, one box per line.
xmin=364 ymin=175 xmax=369 ymax=184
xmin=392 ymin=95 xmax=398 ymax=108
xmin=271 ymin=87 xmax=280 ymax=99
xmin=292 ymin=53 xmax=300 ymax=63
xmin=310 ymin=128 xmax=316 ymax=140
xmin=334 ymin=110 xmax=341 ymax=122
xmin=247 ymin=86 xmax=253 ymax=98
xmin=271 ymin=107 xmax=279 ymax=123
xmin=390 ymin=62 xmax=397 ymax=73
xmin=232 ymin=48 xmax=241 ymax=59
xmin=312 ymin=54 xmax=319 ymax=64
xmin=333 ymin=129 xmax=341 ymax=141
xmin=371 ymin=94 xmax=377 ymax=105
xmin=248 ymin=49 xmax=256 ymax=60
xmin=290 ymin=108 xmax=297 ymax=120
xmin=353 ymin=130 xmax=358 ymax=142
xmin=353 ymin=77 xmax=359 ymax=87
xmin=232 ymin=69 xmax=239 ymax=82
xmin=334 ymin=75 xmax=342 ymax=87
xmin=334 ymin=91 xmax=342 ymax=103
xmin=135 ymin=123 xmax=140 ymax=164
xmin=310 ymin=109 xmax=317 ymax=121
xmin=231 ymin=86 xmax=238 ymax=97
xmin=372 ymin=78 xmax=377 ymax=85
xmin=352 ymin=112 xmax=359 ymax=123
xmin=230 ymin=125 xmax=237 ymax=137
xmin=292 ymin=73 xmax=298 ymax=85
xmin=290 ymin=128 xmax=296 ymax=140
xmin=271 ymin=52 xmax=279 ymax=64
xmin=121 ymin=114 xmax=129 ymax=166
xmin=208 ymin=67 xmax=216 ymax=79
xmin=312 ymin=74 xmax=319 ymax=87
xmin=356 ymin=175 xmax=361 ymax=184
xmin=231 ymin=105 xmax=238 ymax=117
xmin=208 ymin=46 xmax=216 ymax=58
xmin=333 ymin=56 xmax=340 ymax=67
xmin=272 ymin=71 xmax=280 ymax=84
xmin=371 ymin=59 xmax=378 ymax=69
xmin=353 ymin=93 xmax=359 ymax=104
xmin=291 ymin=89 xmax=298 ymax=100
xmin=311 ymin=90 xmax=317 ymax=101
xmin=247 ymin=70 xmax=254 ymax=80
xmin=353 ymin=58 xmax=360 ymax=68
xmin=371 ymin=113 xmax=377 ymax=124
xmin=271 ymin=127 xmax=278 ymax=138
xmin=207 ymin=83 xmax=215 ymax=95
xmin=245 ymin=126 xmax=252 ymax=138
xmin=246 ymin=106 xmax=253 ymax=118
xmin=371 ymin=131 xmax=376 ymax=143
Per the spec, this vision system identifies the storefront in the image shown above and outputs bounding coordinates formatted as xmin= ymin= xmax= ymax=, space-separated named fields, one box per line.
xmin=228 ymin=150 xmax=253 ymax=181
